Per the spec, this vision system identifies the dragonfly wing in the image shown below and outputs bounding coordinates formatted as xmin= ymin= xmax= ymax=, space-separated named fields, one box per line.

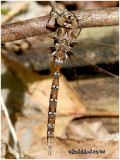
xmin=1 ymin=32 xmax=55 ymax=72
xmin=62 ymin=42 xmax=118 ymax=103
xmin=26 ymin=34 xmax=54 ymax=48
xmin=2 ymin=43 xmax=53 ymax=72
xmin=71 ymin=76 xmax=119 ymax=109
xmin=70 ymin=41 xmax=118 ymax=66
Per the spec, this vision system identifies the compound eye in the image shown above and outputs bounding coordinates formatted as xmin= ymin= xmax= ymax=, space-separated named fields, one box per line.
xmin=70 ymin=17 xmax=75 ymax=20
xmin=64 ymin=15 xmax=69 ymax=19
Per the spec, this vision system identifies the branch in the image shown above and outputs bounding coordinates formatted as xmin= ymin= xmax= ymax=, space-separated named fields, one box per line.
xmin=2 ymin=7 xmax=118 ymax=43
xmin=2 ymin=15 xmax=49 ymax=44
xmin=75 ymin=7 xmax=118 ymax=28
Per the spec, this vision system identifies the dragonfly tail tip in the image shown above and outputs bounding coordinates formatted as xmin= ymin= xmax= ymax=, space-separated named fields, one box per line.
xmin=48 ymin=146 xmax=52 ymax=155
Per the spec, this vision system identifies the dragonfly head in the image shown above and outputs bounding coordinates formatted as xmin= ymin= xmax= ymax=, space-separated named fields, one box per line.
xmin=56 ymin=11 xmax=78 ymax=29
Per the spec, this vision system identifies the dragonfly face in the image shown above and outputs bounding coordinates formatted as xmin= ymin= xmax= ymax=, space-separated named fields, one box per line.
xmin=56 ymin=11 xmax=78 ymax=29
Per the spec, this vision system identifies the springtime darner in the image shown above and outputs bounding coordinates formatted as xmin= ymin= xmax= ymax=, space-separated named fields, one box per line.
xmin=1 ymin=1 xmax=119 ymax=156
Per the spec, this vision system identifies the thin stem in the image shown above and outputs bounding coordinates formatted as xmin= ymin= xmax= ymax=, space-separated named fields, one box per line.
xmin=1 ymin=1 xmax=30 ymax=25
xmin=1 ymin=96 xmax=23 ymax=158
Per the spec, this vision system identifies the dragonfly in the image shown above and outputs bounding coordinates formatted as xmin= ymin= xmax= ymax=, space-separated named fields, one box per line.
xmin=1 ymin=5 xmax=119 ymax=156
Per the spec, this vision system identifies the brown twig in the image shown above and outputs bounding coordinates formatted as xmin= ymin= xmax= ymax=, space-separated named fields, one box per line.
xmin=75 ymin=7 xmax=119 ymax=28
xmin=1 ymin=1 xmax=30 ymax=25
xmin=2 ymin=15 xmax=49 ymax=43
xmin=2 ymin=7 xmax=119 ymax=43
xmin=13 ymin=112 xmax=119 ymax=120
xmin=69 ymin=112 xmax=119 ymax=118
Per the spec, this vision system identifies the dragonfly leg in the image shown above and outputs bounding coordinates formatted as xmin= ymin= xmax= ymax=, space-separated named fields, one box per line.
xmin=76 ymin=28 xmax=82 ymax=38
xmin=46 ymin=8 xmax=58 ymax=29
xmin=77 ymin=28 xmax=82 ymax=37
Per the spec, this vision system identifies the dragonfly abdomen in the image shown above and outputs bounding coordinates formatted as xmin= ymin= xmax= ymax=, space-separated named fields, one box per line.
xmin=47 ymin=48 xmax=67 ymax=152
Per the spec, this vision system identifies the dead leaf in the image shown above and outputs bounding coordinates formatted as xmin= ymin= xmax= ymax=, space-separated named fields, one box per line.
xmin=27 ymin=137 xmax=119 ymax=159
xmin=28 ymin=75 xmax=86 ymax=115
xmin=66 ymin=120 xmax=119 ymax=141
